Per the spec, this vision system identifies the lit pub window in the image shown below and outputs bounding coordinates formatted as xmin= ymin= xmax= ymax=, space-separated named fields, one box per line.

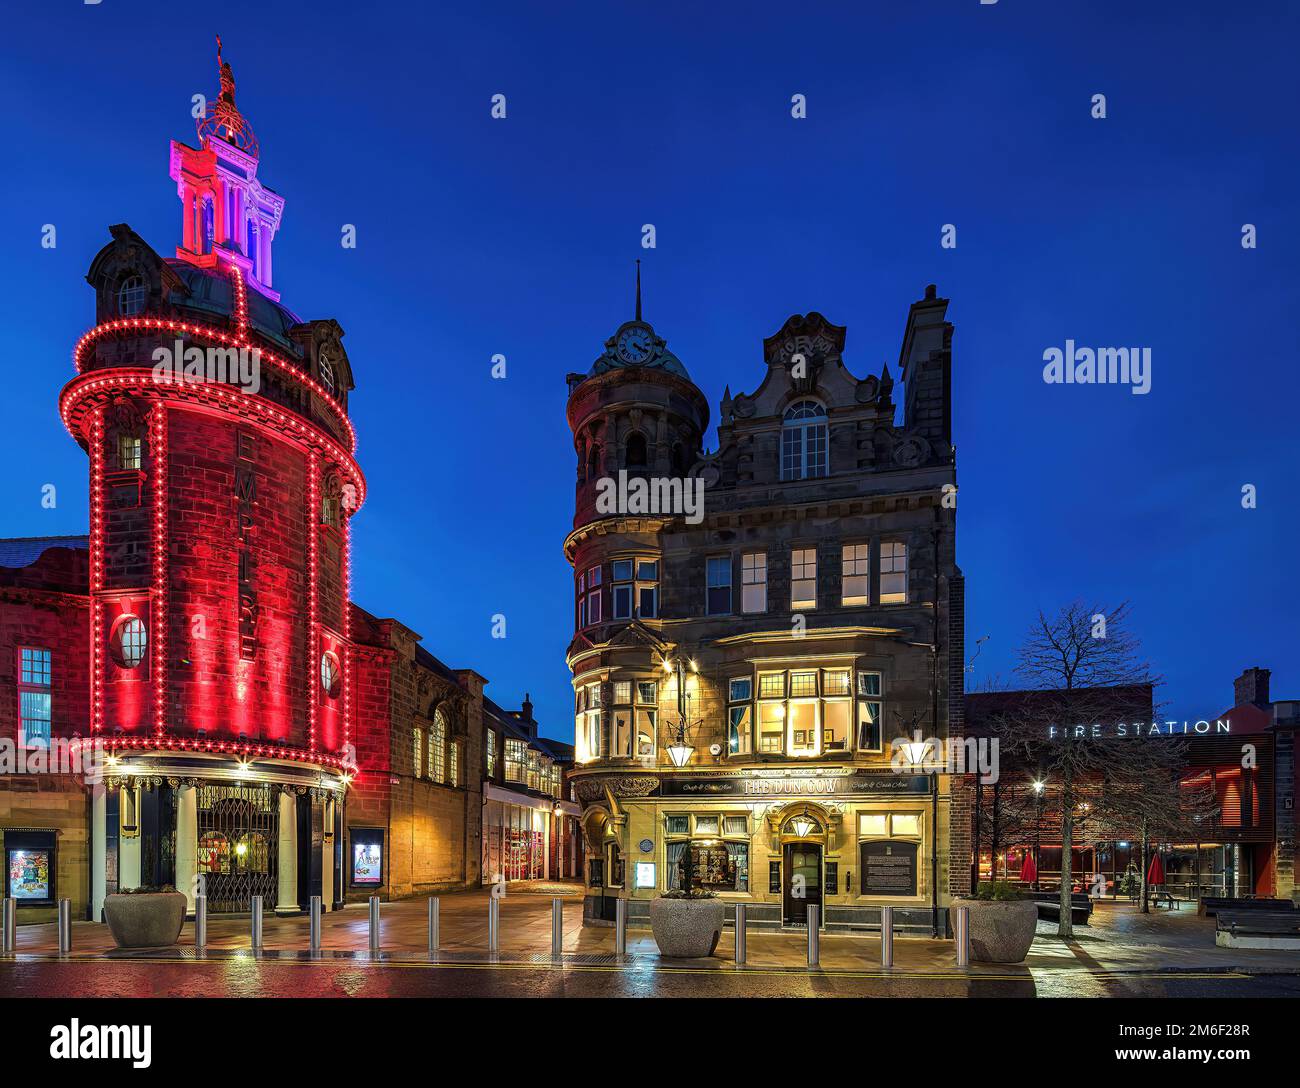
xmin=18 ymin=648 xmax=52 ymax=749
xmin=741 ymin=551 xmax=766 ymax=613
xmin=109 ymin=615 xmax=148 ymax=670
xmin=791 ymin=548 xmax=817 ymax=610
xmin=841 ymin=543 xmax=869 ymax=606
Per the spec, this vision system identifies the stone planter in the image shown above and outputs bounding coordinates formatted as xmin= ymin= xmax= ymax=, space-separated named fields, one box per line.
xmin=104 ymin=892 xmax=187 ymax=949
xmin=649 ymin=896 xmax=725 ymax=959
xmin=953 ymin=897 xmax=1038 ymax=963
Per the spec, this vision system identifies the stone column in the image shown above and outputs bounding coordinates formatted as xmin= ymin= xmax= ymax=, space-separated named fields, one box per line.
xmin=90 ymin=784 xmax=106 ymax=921
xmin=118 ymin=785 xmax=142 ymax=890
xmin=175 ymin=784 xmax=198 ymax=915
xmin=321 ymin=797 xmax=335 ymax=911
xmin=276 ymin=789 xmax=299 ymax=914
xmin=181 ymin=186 xmax=194 ymax=251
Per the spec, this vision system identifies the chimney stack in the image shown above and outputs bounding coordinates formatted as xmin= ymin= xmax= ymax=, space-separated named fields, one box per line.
xmin=1233 ymin=667 xmax=1271 ymax=708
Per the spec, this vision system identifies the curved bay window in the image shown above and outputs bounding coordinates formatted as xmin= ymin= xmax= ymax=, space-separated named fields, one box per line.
xmin=574 ymin=681 xmax=601 ymax=763
xmin=781 ymin=400 xmax=828 ymax=481
xmin=609 ymin=679 xmax=658 ymax=760
xmin=611 ymin=558 xmax=658 ymax=620
xmin=665 ymin=813 xmax=750 ymax=892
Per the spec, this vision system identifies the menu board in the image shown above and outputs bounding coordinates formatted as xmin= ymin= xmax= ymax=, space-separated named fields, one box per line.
xmin=861 ymin=840 xmax=918 ymax=896
xmin=8 ymin=848 xmax=51 ymax=900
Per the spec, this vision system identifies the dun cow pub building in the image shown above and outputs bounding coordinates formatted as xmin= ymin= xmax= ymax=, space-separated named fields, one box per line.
xmin=564 ymin=288 xmax=967 ymax=933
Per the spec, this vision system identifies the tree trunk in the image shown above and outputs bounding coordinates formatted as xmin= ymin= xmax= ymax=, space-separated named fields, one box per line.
xmin=1139 ymin=825 xmax=1150 ymax=914
xmin=1058 ymin=780 xmax=1074 ymax=938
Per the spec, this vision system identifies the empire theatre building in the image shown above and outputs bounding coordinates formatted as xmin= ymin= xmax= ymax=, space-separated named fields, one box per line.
xmin=47 ymin=48 xmax=359 ymax=919
xmin=564 ymin=285 xmax=967 ymax=934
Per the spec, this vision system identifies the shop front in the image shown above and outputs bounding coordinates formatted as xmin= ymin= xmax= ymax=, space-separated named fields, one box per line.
xmin=90 ymin=748 xmax=348 ymax=918
xmin=575 ymin=767 xmax=952 ymax=934
xmin=482 ymin=781 xmax=575 ymax=884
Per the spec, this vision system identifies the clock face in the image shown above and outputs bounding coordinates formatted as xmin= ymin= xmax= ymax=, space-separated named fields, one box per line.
xmin=615 ymin=324 xmax=654 ymax=364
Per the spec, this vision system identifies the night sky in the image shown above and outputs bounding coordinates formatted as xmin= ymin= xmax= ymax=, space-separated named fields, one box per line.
xmin=3 ymin=2 xmax=1297 ymax=742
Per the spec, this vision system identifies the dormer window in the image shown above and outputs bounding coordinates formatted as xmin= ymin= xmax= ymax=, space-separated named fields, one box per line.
xmin=118 ymin=276 xmax=147 ymax=317
xmin=318 ymin=350 xmax=336 ymax=397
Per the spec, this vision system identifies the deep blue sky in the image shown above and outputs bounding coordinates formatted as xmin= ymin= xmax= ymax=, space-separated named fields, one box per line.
xmin=3 ymin=2 xmax=1297 ymax=741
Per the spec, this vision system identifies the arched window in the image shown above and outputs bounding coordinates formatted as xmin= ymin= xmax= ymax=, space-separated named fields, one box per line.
xmin=671 ymin=442 xmax=686 ymax=476
xmin=781 ymin=400 xmax=828 ymax=481
xmin=625 ymin=432 xmax=647 ymax=470
xmin=201 ymin=197 xmax=215 ymax=254
xmin=430 ymin=707 xmax=448 ymax=783
xmin=318 ymin=350 xmax=336 ymax=397
xmin=109 ymin=615 xmax=148 ymax=670
xmin=117 ymin=276 xmax=147 ymax=317
xmin=320 ymin=651 xmax=341 ymax=698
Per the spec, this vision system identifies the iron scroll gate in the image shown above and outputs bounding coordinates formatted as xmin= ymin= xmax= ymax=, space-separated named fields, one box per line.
xmin=196 ymin=784 xmax=279 ymax=913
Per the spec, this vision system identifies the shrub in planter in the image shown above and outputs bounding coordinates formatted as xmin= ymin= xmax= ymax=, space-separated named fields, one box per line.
xmin=103 ymin=886 xmax=187 ymax=949
xmin=953 ymin=881 xmax=1038 ymax=964
xmin=649 ymin=890 xmax=725 ymax=959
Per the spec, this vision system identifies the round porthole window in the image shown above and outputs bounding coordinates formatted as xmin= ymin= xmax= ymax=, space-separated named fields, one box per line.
xmin=320 ymin=650 xmax=341 ymax=698
xmin=110 ymin=614 xmax=148 ymax=669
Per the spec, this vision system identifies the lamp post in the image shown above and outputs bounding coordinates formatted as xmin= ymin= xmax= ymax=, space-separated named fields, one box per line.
xmin=1032 ymin=778 xmax=1045 ymax=892
xmin=895 ymin=732 xmax=939 ymax=937
xmin=663 ymin=655 xmax=701 ymax=892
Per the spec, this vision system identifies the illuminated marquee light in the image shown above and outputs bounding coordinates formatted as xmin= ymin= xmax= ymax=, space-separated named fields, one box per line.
xmin=70 ymin=314 xmax=357 ymax=453
xmin=68 ymin=734 xmax=357 ymax=773
xmin=151 ymin=405 xmax=169 ymax=739
xmin=307 ymin=449 xmax=319 ymax=752
xmin=89 ymin=407 xmax=105 ymax=735
xmin=59 ymin=372 xmax=365 ymax=510
xmin=342 ymin=502 xmax=352 ymax=758
xmin=225 ymin=260 xmax=249 ymax=335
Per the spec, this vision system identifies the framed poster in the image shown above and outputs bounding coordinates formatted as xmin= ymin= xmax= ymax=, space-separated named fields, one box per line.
xmin=349 ymin=829 xmax=384 ymax=887
xmin=7 ymin=849 xmax=51 ymax=900
xmin=4 ymin=831 xmax=57 ymax=904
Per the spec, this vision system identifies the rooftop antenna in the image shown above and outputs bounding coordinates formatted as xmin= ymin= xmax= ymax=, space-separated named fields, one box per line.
xmin=635 ymin=258 xmax=642 ymax=322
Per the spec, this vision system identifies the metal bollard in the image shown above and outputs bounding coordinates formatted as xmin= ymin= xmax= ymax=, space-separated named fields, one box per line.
xmin=309 ymin=895 xmax=322 ymax=954
xmin=428 ymin=897 xmax=440 ymax=955
xmin=194 ymin=878 xmax=207 ymax=951
xmin=488 ymin=895 xmax=499 ymax=953
xmin=734 ymin=903 xmax=747 ymax=965
xmin=250 ymin=894 xmax=263 ymax=953
xmin=1 ymin=898 xmax=15 ymax=953
xmin=880 ymin=906 xmax=894 ymax=968
xmin=806 ymin=905 xmax=820 ymax=967
xmin=58 ymin=899 xmax=72 ymax=955
xmin=368 ymin=895 xmax=380 ymax=955
xmin=550 ymin=898 xmax=563 ymax=958
xmin=614 ymin=897 xmax=627 ymax=956
xmin=954 ymin=905 xmax=970 ymax=968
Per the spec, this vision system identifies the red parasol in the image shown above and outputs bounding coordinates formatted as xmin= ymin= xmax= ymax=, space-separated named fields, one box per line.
xmin=1019 ymin=852 xmax=1038 ymax=883
xmin=1146 ymin=851 xmax=1165 ymax=885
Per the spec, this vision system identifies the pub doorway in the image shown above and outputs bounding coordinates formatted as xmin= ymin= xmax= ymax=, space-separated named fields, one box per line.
xmin=782 ymin=842 xmax=823 ymax=927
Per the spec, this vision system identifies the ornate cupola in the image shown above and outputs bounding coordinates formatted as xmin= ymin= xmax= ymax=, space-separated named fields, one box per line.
xmin=565 ymin=263 xmax=709 ymax=529
xmin=170 ymin=35 xmax=285 ymax=300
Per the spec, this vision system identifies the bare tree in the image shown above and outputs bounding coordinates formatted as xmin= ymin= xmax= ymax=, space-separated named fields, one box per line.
xmin=991 ymin=601 xmax=1161 ymax=937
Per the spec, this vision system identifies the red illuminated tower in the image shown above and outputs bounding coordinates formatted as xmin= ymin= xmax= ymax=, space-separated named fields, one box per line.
xmin=60 ymin=41 xmax=363 ymax=917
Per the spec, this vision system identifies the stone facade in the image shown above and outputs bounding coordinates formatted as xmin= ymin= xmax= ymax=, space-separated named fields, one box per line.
xmin=563 ymin=288 xmax=966 ymax=934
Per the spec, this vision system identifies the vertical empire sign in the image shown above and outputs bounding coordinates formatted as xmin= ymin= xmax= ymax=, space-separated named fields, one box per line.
xmin=235 ymin=431 xmax=258 ymax=660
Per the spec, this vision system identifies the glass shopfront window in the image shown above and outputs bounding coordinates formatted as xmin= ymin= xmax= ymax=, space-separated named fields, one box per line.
xmin=664 ymin=813 xmax=750 ymax=892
